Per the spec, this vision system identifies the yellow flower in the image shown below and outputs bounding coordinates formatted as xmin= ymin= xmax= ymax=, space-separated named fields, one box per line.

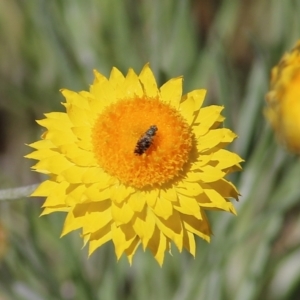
xmin=26 ymin=64 xmax=242 ymax=265
xmin=265 ymin=40 xmax=300 ymax=154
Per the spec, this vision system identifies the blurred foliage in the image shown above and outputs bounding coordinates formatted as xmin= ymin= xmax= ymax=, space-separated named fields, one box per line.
xmin=1 ymin=0 xmax=300 ymax=299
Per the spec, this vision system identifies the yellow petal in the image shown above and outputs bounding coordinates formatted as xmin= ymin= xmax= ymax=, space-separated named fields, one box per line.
xmin=139 ymin=63 xmax=159 ymax=98
xmin=183 ymin=230 xmax=196 ymax=257
xmin=194 ymin=105 xmax=224 ymax=126
xmin=44 ymin=112 xmax=71 ymax=122
xmin=175 ymin=194 xmax=202 ymax=219
xmin=37 ymin=115 xmax=72 ymax=131
xmin=194 ymin=165 xmax=225 ymax=183
xmin=128 ymin=192 xmax=146 ymax=212
xmin=111 ymin=202 xmax=134 ymax=225
xmin=154 ymin=210 xmax=183 ymax=252
xmin=77 ymin=91 xmax=100 ymax=121
xmin=61 ymin=209 xmax=84 ymax=236
xmin=109 ymin=67 xmax=125 ymax=89
xmin=196 ymin=129 xmax=226 ymax=149
xmin=26 ymin=148 xmax=58 ymax=160
xmin=182 ymin=213 xmax=211 ymax=242
xmin=211 ymin=149 xmax=244 ymax=170
xmin=160 ymin=76 xmax=183 ymax=109
xmin=190 ymin=154 xmax=212 ymax=169
xmin=208 ymin=179 xmax=239 ymax=200
xmin=125 ymin=237 xmax=140 ymax=265
xmin=147 ymin=225 xmax=168 ymax=266
xmin=184 ymin=171 xmax=205 ymax=182
xmin=66 ymin=104 xmax=92 ymax=127
xmin=32 ymin=154 xmax=73 ymax=175
xmin=41 ymin=181 xmax=69 ymax=207
xmin=145 ymin=189 xmax=159 ymax=207
xmin=176 ymin=182 xmax=203 ymax=197
xmin=41 ymin=206 xmax=69 ymax=215
xmin=88 ymin=223 xmax=112 ymax=255
xmin=61 ymin=165 xmax=87 ymax=183
xmin=27 ymin=139 xmax=55 ymax=150
xmin=112 ymin=223 xmax=137 ymax=260
xmin=90 ymin=70 xmax=116 ymax=107
xmin=81 ymin=203 xmax=112 ymax=234
xmin=65 ymin=184 xmax=87 ymax=206
xmin=110 ymin=184 xmax=135 ymax=204
xmin=179 ymin=96 xmax=196 ymax=125
xmin=201 ymin=189 xmax=237 ymax=214
xmin=43 ymin=129 xmax=77 ymax=146
xmin=71 ymin=126 xmax=92 ymax=143
xmin=119 ymin=68 xmax=143 ymax=98
xmin=84 ymin=183 xmax=111 ymax=201
xmin=60 ymin=89 xmax=90 ymax=109
xmin=186 ymin=89 xmax=206 ymax=112
xmin=132 ymin=213 xmax=146 ymax=239
xmin=31 ymin=180 xmax=58 ymax=197
xmin=192 ymin=122 xmax=210 ymax=138
xmin=141 ymin=210 xmax=156 ymax=249
xmin=159 ymin=188 xmax=178 ymax=202
xmin=197 ymin=128 xmax=237 ymax=152
xmin=82 ymin=168 xmax=112 ymax=184
xmin=60 ymin=144 xmax=96 ymax=166
xmin=152 ymin=196 xmax=173 ymax=220
xmin=84 ymin=92 xmax=106 ymax=120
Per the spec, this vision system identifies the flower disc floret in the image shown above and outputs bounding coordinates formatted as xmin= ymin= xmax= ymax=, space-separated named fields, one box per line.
xmin=92 ymin=97 xmax=192 ymax=188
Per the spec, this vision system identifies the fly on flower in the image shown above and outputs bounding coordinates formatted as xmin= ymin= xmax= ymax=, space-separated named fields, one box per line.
xmin=134 ymin=125 xmax=158 ymax=155
xmin=26 ymin=63 xmax=243 ymax=266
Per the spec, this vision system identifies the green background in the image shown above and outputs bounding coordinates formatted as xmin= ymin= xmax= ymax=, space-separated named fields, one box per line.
xmin=1 ymin=0 xmax=300 ymax=299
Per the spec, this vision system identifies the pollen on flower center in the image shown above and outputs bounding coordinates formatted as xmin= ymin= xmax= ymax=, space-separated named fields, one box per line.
xmin=91 ymin=97 xmax=192 ymax=188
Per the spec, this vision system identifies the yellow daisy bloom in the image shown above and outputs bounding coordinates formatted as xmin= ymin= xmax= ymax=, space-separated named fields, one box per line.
xmin=26 ymin=64 xmax=242 ymax=265
xmin=265 ymin=40 xmax=300 ymax=154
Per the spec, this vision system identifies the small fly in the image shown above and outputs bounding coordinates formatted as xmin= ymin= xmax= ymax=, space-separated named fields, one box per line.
xmin=134 ymin=125 xmax=158 ymax=155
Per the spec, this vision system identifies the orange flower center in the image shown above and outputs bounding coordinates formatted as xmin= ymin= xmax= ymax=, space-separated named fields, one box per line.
xmin=91 ymin=97 xmax=192 ymax=188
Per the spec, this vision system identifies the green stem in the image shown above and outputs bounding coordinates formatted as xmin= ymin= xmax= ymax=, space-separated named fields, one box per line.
xmin=0 ymin=184 xmax=39 ymax=201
